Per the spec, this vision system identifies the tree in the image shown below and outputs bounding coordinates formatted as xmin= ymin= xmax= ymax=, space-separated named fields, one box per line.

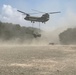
xmin=59 ymin=28 xmax=76 ymax=44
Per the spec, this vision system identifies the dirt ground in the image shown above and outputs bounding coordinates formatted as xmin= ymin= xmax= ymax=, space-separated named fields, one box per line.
xmin=0 ymin=45 xmax=76 ymax=75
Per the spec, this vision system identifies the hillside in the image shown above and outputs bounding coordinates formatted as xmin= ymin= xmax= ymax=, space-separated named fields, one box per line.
xmin=0 ymin=21 xmax=41 ymax=43
xmin=59 ymin=28 xmax=76 ymax=44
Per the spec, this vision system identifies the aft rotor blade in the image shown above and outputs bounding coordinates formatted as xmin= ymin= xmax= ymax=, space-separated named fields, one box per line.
xmin=49 ymin=11 xmax=61 ymax=14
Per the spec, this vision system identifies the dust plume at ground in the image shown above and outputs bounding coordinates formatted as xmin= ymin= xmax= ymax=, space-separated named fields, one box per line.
xmin=0 ymin=21 xmax=60 ymax=45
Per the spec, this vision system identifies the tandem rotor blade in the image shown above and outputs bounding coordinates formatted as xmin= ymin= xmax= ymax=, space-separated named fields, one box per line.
xmin=17 ymin=10 xmax=40 ymax=15
xmin=32 ymin=9 xmax=45 ymax=13
xmin=17 ymin=10 xmax=28 ymax=15
xmin=49 ymin=11 xmax=61 ymax=14
xmin=32 ymin=9 xmax=61 ymax=14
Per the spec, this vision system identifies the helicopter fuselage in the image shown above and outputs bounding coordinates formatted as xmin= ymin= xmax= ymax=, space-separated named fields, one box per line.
xmin=24 ymin=13 xmax=49 ymax=23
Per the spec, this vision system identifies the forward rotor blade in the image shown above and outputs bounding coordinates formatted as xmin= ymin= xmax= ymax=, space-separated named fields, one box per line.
xmin=17 ymin=10 xmax=28 ymax=15
xmin=17 ymin=10 xmax=40 ymax=15
xmin=49 ymin=11 xmax=61 ymax=14
xmin=32 ymin=9 xmax=45 ymax=13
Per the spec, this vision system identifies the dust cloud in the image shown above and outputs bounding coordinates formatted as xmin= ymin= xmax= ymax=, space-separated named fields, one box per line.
xmin=0 ymin=30 xmax=60 ymax=46
xmin=30 ymin=10 xmax=76 ymax=45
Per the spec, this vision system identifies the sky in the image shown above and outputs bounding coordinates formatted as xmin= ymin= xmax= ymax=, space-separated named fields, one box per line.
xmin=0 ymin=0 xmax=76 ymax=31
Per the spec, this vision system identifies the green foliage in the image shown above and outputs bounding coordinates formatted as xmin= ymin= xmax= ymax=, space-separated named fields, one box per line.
xmin=59 ymin=28 xmax=76 ymax=44
xmin=0 ymin=21 xmax=40 ymax=41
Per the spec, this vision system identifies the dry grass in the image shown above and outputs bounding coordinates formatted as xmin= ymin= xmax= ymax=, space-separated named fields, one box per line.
xmin=0 ymin=45 xmax=76 ymax=75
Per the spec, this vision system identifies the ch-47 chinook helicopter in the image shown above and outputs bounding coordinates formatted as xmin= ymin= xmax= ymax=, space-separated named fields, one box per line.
xmin=17 ymin=9 xmax=61 ymax=23
xmin=17 ymin=9 xmax=61 ymax=38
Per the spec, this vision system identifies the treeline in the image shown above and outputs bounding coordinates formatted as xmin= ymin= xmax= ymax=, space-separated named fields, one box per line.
xmin=0 ymin=21 xmax=40 ymax=42
xmin=59 ymin=28 xmax=76 ymax=44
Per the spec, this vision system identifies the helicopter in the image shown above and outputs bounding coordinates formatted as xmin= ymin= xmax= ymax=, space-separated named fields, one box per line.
xmin=17 ymin=10 xmax=61 ymax=23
